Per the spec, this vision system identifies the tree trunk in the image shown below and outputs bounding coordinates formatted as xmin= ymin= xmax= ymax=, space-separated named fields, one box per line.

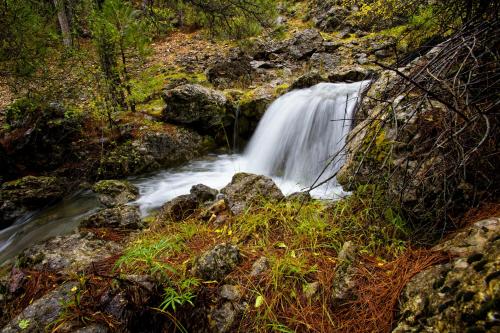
xmin=53 ymin=0 xmax=72 ymax=47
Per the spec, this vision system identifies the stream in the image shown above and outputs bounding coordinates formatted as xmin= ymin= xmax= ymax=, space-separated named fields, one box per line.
xmin=0 ymin=81 xmax=369 ymax=264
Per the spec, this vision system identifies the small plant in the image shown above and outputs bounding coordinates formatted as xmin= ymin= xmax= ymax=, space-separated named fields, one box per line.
xmin=160 ymin=278 xmax=200 ymax=312
xmin=18 ymin=319 xmax=30 ymax=330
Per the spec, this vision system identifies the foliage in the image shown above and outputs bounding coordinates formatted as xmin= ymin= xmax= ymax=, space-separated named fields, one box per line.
xmin=90 ymin=0 xmax=152 ymax=114
xmin=160 ymin=278 xmax=200 ymax=311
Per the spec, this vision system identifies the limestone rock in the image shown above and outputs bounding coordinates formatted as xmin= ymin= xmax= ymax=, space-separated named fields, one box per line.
xmin=17 ymin=233 xmax=122 ymax=274
xmin=393 ymin=217 xmax=500 ymax=332
xmin=161 ymin=194 xmax=199 ymax=222
xmin=162 ymin=84 xmax=227 ymax=131
xmin=192 ymin=243 xmax=241 ymax=281
xmin=0 ymin=282 xmax=78 ymax=333
xmin=190 ymin=184 xmax=218 ymax=203
xmin=221 ymin=173 xmax=284 ymax=215
xmin=331 ymin=241 xmax=358 ymax=305
xmin=92 ymin=180 xmax=139 ymax=208
xmin=220 ymin=284 xmax=244 ymax=301
xmin=288 ymin=29 xmax=324 ymax=60
xmin=289 ymin=72 xmax=326 ymax=90
xmin=80 ymin=205 xmax=143 ymax=230
xmin=250 ymin=257 xmax=270 ymax=277
xmin=0 ymin=176 xmax=66 ymax=228
xmin=286 ymin=192 xmax=312 ymax=203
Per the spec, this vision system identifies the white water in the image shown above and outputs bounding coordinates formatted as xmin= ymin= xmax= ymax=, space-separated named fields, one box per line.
xmin=0 ymin=81 xmax=369 ymax=263
xmin=133 ymin=81 xmax=370 ymax=215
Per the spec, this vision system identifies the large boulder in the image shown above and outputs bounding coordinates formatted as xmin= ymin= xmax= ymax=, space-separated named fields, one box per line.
xmin=192 ymin=243 xmax=241 ymax=281
xmin=162 ymin=84 xmax=227 ymax=131
xmin=393 ymin=217 xmax=500 ymax=332
xmin=99 ymin=127 xmax=211 ymax=179
xmin=220 ymin=173 xmax=284 ymax=215
xmin=0 ymin=176 xmax=66 ymax=228
xmin=0 ymin=101 xmax=86 ymax=175
xmin=79 ymin=205 xmax=143 ymax=230
xmin=92 ymin=180 xmax=139 ymax=207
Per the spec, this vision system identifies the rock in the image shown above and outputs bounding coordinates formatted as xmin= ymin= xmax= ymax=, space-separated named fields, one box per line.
xmin=220 ymin=284 xmax=244 ymax=301
xmin=323 ymin=41 xmax=342 ymax=52
xmin=162 ymin=84 xmax=227 ymax=131
xmin=17 ymin=233 xmax=122 ymax=274
xmin=286 ymin=192 xmax=312 ymax=203
xmin=0 ymin=282 xmax=78 ymax=333
xmin=250 ymin=257 xmax=270 ymax=277
xmin=290 ymin=72 xmax=326 ymax=90
xmin=192 ymin=243 xmax=241 ymax=281
xmin=328 ymin=66 xmax=374 ymax=82
xmin=161 ymin=194 xmax=199 ymax=221
xmin=207 ymin=52 xmax=253 ymax=88
xmin=220 ymin=173 xmax=284 ymax=215
xmin=288 ymin=29 xmax=324 ymax=60
xmin=190 ymin=184 xmax=218 ymax=203
xmin=311 ymin=4 xmax=351 ymax=32
xmin=310 ymin=52 xmax=341 ymax=72
xmin=210 ymin=302 xmax=238 ymax=333
xmin=0 ymin=102 xmax=86 ymax=175
xmin=303 ymin=281 xmax=320 ymax=299
xmin=99 ymin=128 xmax=210 ymax=179
xmin=92 ymin=179 xmax=139 ymax=207
xmin=393 ymin=217 xmax=500 ymax=333
xmin=0 ymin=176 xmax=66 ymax=228
xmin=331 ymin=241 xmax=358 ymax=305
xmin=80 ymin=205 xmax=143 ymax=230
xmin=250 ymin=60 xmax=275 ymax=70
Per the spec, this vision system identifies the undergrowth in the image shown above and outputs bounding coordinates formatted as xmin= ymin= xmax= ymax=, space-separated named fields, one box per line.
xmin=109 ymin=185 xmax=411 ymax=332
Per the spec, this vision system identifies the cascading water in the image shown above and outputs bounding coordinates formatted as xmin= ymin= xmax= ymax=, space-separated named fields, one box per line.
xmin=244 ymin=81 xmax=370 ymax=194
xmin=134 ymin=80 xmax=369 ymax=213
xmin=0 ymin=81 xmax=369 ymax=263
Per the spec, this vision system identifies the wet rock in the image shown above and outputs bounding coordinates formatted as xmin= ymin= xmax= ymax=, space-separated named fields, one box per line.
xmin=162 ymin=84 xmax=227 ymax=131
xmin=0 ymin=102 xmax=86 ymax=176
xmin=161 ymin=194 xmax=199 ymax=221
xmin=290 ymin=72 xmax=326 ymax=90
xmin=250 ymin=257 xmax=270 ymax=277
xmin=393 ymin=217 xmax=500 ymax=332
xmin=192 ymin=243 xmax=241 ymax=281
xmin=80 ymin=205 xmax=143 ymax=230
xmin=92 ymin=179 xmax=139 ymax=208
xmin=220 ymin=284 xmax=244 ymax=301
xmin=221 ymin=173 xmax=284 ymax=215
xmin=190 ymin=184 xmax=218 ymax=203
xmin=286 ymin=192 xmax=312 ymax=203
xmin=0 ymin=176 xmax=66 ymax=228
xmin=99 ymin=128 xmax=210 ymax=179
xmin=0 ymin=282 xmax=78 ymax=333
xmin=331 ymin=241 xmax=358 ymax=305
xmin=328 ymin=66 xmax=374 ymax=82
xmin=288 ymin=29 xmax=324 ymax=60
xmin=18 ymin=233 xmax=122 ymax=274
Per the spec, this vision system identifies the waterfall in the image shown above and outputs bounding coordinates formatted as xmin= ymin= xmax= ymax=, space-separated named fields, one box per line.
xmin=244 ymin=81 xmax=370 ymax=193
